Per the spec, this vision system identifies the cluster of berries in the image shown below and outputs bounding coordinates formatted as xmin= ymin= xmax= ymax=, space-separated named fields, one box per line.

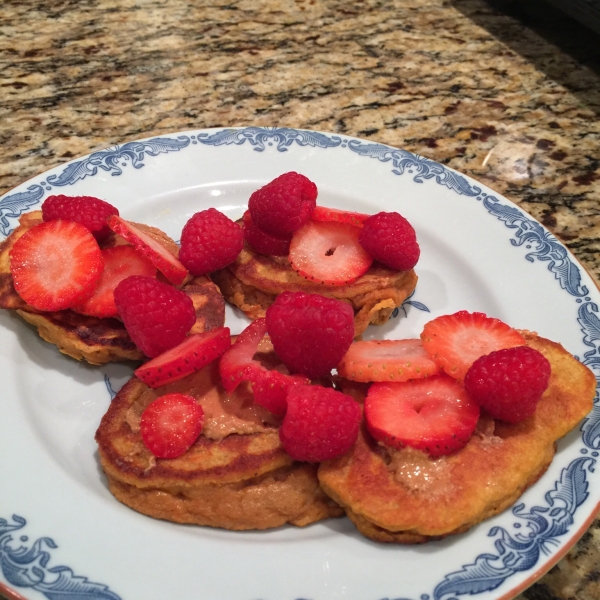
xmin=342 ymin=311 xmax=551 ymax=458
xmin=244 ymin=171 xmax=420 ymax=285
xmin=7 ymin=177 xmax=550 ymax=468
xmin=137 ymin=294 xmax=551 ymax=466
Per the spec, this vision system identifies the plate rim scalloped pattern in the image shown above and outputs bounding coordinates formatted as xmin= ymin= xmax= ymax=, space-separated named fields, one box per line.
xmin=1 ymin=126 xmax=599 ymax=600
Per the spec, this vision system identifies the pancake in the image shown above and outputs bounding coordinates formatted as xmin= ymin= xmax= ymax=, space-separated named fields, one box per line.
xmin=95 ymin=338 xmax=343 ymax=530
xmin=318 ymin=332 xmax=596 ymax=543
xmin=211 ymin=241 xmax=418 ymax=336
xmin=0 ymin=211 xmax=225 ymax=364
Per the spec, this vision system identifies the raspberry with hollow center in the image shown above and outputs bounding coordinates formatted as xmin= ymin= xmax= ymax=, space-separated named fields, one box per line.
xmin=42 ymin=194 xmax=119 ymax=241
xmin=248 ymin=172 xmax=317 ymax=236
xmin=114 ymin=275 xmax=196 ymax=357
xmin=359 ymin=211 xmax=420 ymax=271
xmin=279 ymin=384 xmax=361 ymax=462
xmin=265 ymin=291 xmax=355 ymax=378
xmin=464 ymin=345 xmax=551 ymax=423
xmin=179 ymin=208 xmax=244 ymax=276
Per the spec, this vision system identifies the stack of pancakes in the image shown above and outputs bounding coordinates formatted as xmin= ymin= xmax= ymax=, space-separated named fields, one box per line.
xmin=0 ymin=211 xmax=225 ymax=364
xmin=95 ymin=338 xmax=343 ymax=529
xmin=318 ymin=332 xmax=596 ymax=542
xmin=1 ymin=211 xmax=595 ymax=540
xmin=211 ymin=241 xmax=418 ymax=336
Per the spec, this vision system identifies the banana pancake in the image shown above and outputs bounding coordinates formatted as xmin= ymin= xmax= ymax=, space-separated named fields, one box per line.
xmin=95 ymin=337 xmax=343 ymax=530
xmin=0 ymin=211 xmax=225 ymax=364
xmin=318 ymin=332 xmax=596 ymax=543
xmin=211 ymin=241 xmax=418 ymax=337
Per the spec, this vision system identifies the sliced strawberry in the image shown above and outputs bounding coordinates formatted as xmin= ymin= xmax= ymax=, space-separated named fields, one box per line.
xmin=9 ymin=219 xmax=104 ymax=311
xmin=72 ymin=246 xmax=156 ymax=318
xmin=252 ymin=369 xmax=309 ymax=416
xmin=107 ymin=215 xmax=188 ymax=285
xmin=365 ymin=375 xmax=480 ymax=458
xmin=311 ymin=206 xmax=369 ymax=228
xmin=218 ymin=318 xmax=308 ymax=414
xmin=289 ymin=221 xmax=373 ymax=285
xmin=135 ymin=327 xmax=231 ymax=388
xmin=219 ymin=318 xmax=268 ymax=392
xmin=421 ymin=311 xmax=525 ymax=381
xmin=338 ymin=339 xmax=441 ymax=383
xmin=140 ymin=393 xmax=204 ymax=458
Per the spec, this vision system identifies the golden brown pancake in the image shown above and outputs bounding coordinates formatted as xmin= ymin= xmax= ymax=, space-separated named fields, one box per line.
xmin=95 ymin=338 xmax=343 ymax=530
xmin=211 ymin=241 xmax=418 ymax=336
xmin=0 ymin=211 xmax=225 ymax=364
xmin=318 ymin=332 xmax=596 ymax=543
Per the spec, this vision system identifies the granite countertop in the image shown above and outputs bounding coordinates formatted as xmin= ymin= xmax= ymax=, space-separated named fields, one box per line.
xmin=1 ymin=0 xmax=599 ymax=599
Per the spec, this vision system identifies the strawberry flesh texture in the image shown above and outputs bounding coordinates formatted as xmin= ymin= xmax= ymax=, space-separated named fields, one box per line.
xmin=219 ymin=319 xmax=268 ymax=393
xmin=218 ymin=318 xmax=308 ymax=415
xmin=311 ymin=206 xmax=369 ymax=228
xmin=365 ymin=375 xmax=480 ymax=458
xmin=421 ymin=311 xmax=526 ymax=381
xmin=338 ymin=338 xmax=441 ymax=382
xmin=72 ymin=245 xmax=156 ymax=318
xmin=108 ymin=215 xmax=188 ymax=285
xmin=289 ymin=220 xmax=373 ymax=285
xmin=9 ymin=219 xmax=104 ymax=311
xmin=135 ymin=327 xmax=231 ymax=388
xmin=140 ymin=393 xmax=204 ymax=458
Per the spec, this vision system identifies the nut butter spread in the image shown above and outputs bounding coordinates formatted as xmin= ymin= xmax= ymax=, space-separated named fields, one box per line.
xmin=385 ymin=414 xmax=503 ymax=496
xmin=125 ymin=359 xmax=280 ymax=441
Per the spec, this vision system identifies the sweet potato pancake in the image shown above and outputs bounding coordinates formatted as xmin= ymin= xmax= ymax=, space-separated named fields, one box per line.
xmin=0 ymin=211 xmax=225 ymax=364
xmin=211 ymin=241 xmax=418 ymax=337
xmin=318 ymin=332 xmax=596 ymax=543
xmin=95 ymin=338 xmax=342 ymax=530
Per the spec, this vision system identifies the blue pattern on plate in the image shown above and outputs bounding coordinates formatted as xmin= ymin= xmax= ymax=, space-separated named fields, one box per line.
xmin=1 ymin=127 xmax=598 ymax=600
xmin=0 ymin=516 xmax=121 ymax=599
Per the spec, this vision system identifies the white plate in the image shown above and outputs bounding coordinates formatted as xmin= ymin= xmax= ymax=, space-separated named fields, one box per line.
xmin=1 ymin=127 xmax=599 ymax=600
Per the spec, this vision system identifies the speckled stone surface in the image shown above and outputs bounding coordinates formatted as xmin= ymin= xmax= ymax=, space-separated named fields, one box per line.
xmin=0 ymin=0 xmax=599 ymax=599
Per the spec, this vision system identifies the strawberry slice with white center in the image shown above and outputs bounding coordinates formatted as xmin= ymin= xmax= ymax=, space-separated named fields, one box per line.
xmin=219 ymin=318 xmax=308 ymax=414
xmin=135 ymin=327 xmax=231 ymax=388
xmin=421 ymin=311 xmax=526 ymax=381
xmin=311 ymin=206 xmax=369 ymax=228
xmin=72 ymin=245 xmax=157 ymax=318
xmin=107 ymin=215 xmax=188 ymax=285
xmin=9 ymin=219 xmax=104 ymax=311
xmin=338 ymin=339 xmax=440 ymax=382
xmin=365 ymin=375 xmax=480 ymax=458
xmin=289 ymin=220 xmax=373 ymax=285
xmin=140 ymin=393 xmax=204 ymax=458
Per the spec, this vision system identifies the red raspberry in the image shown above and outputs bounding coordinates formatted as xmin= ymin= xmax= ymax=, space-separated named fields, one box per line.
xmin=242 ymin=211 xmax=291 ymax=256
xmin=464 ymin=346 xmax=551 ymax=423
xmin=359 ymin=211 xmax=420 ymax=271
xmin=265 ymin=291 xmax=354 ymax=378
xmin=114 ymin=275 xmax=196 ymax=357
xmin=42 ymin=195 xmax=119 ymax=241
xmin=248 ymin=172 xmax=317 ymax=236
xmin=279 ymin=384 xmax=361 ymax=462
xmin=179 ymin=209 xmax=244 ymax=276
